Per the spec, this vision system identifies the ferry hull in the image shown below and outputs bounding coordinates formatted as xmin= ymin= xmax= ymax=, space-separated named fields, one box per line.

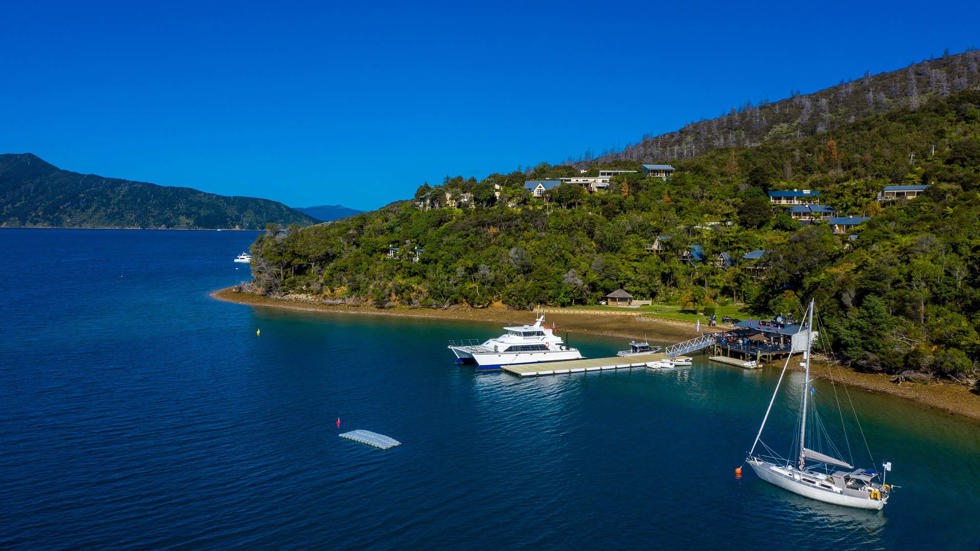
xmin=747 ymin=460 xmax=886 ymax=511
xmin=449 ymin=347 xmax=583 ymax=370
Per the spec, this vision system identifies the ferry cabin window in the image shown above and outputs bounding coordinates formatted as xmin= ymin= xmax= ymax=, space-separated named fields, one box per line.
xmin=512 ymin=330 xmax=545 ymax=337
xmin=504 ymin=344 xmax=549 ymax=352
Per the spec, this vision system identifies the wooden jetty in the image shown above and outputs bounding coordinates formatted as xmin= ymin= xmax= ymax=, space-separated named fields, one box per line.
xmin=709 ymin=356 xmax=760 ymax=369
xmin=501 ymin=352 xmax=667 ymax=377
xmin=339 ymin=429 xmax=401 ymax=450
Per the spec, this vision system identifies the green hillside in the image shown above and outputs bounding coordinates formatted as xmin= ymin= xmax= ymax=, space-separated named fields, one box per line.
xmin=247 ymin=87 xmax=980 ymax=383
xmin=0 ymin=154 xmax=317 ymax=229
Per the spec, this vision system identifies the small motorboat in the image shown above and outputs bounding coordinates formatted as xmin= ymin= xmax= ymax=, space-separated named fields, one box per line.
xmin=646 ymin=359 xmax=675 ymax=370
xmin=617 ymin=340 xmax=662 ymax=357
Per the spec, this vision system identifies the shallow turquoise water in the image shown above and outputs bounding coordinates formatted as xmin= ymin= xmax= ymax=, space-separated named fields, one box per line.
xmin=0 ymin=229 xmax=977 ymax=549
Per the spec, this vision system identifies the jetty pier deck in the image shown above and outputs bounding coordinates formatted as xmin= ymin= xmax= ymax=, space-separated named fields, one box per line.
xmin=709 ymin=355 xmax=760 ymax=369
xmin=501 ymin=352 xmax=667 ymax=377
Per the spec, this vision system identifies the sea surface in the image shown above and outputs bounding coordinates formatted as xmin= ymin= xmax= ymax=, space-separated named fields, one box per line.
xmin=1 ymin=229 xmax=977 ymax=550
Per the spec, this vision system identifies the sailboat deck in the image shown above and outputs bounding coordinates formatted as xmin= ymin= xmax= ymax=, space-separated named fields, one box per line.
xmin=501 ymin=352 xmax=666 ymax=377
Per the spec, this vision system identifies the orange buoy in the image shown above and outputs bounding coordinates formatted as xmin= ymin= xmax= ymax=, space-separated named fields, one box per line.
xmin=336 ymin=417 xmax=341 ymax=428
xmin=735 ymin=467 xmax=742 ymax=479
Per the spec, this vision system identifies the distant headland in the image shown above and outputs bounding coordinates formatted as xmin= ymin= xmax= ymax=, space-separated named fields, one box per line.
xmin=0 ymin=153 xmax=321 ymax=230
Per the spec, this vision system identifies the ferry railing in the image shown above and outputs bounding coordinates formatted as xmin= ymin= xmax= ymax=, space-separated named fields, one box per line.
xmin=448 ymin=338 xmax=484 ymax=347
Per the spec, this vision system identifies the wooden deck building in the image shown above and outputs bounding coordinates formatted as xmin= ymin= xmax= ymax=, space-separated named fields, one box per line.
xmin=711 ymin=318 xmax=813 ymax=364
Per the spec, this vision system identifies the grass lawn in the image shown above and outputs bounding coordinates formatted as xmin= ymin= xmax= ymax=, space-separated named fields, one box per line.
xmin=577 ymin=302 xmax=752 ymax=323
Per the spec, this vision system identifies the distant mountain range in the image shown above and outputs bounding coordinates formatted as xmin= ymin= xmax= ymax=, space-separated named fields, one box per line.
xmin=296 ymin=204 xmax=362 ymax=222
xmin=0 ymin=153 xmax=319 ymax=229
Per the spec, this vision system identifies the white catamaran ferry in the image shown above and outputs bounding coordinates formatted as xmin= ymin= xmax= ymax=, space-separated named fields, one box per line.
xmin=448 ymin=315 xmax=582 ymax=370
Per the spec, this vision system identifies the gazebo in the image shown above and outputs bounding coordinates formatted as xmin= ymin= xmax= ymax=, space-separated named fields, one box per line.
xmin=605 ymin=289 xmax=633 ymax=306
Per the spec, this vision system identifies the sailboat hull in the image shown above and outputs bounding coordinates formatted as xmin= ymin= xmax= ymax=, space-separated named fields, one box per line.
xmin=747 ymin=459 xmax=886 ymax=511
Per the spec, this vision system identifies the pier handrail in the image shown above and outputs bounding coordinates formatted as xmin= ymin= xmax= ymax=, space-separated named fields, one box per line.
xmin=665 ymin=333 xmax=716 ymax=357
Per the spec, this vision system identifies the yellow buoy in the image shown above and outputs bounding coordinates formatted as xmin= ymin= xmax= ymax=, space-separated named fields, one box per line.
xmin=256 ymin=329 xmax=261 ymax=336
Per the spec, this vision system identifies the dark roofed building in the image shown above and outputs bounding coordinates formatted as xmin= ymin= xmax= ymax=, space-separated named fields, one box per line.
xmin=605 ymin=288 xmax=633 ymax=306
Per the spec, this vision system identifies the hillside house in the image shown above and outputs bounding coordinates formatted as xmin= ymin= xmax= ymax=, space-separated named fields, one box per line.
xmin=715 ymin=252 xmax=734 ymax=269
xmin=681 ymin=244 xmax=706 ymax=264
xmin=828 ymin=216 xmax=870 ymax=235
xmin=645 ymin=235 xmax=672 ymax=254
xmin=741 ymin=249 xmax=768 ymax=277
xmin=559 ymin=176 xmax=606 ymax=192
xmin=642 ymin=164 xmax=676 ymax=179
xmin=598 ymin=169 xmax=637 ymax=178
xmin=768 ymin=189 xmax=820 ymax=205
xmin=524 ymin=180 xmax=561 ymax=198
xmin=788 ymin=204 xmax=835 ymax=221
xmin=878 ymin=185 xmax=928 ymax=202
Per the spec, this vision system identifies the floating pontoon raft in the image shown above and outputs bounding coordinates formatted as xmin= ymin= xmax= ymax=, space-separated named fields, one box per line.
xmin=339 ymin=429 xmax=401 ymax=450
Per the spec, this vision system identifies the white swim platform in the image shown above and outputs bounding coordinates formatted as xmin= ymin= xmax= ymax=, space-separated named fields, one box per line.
xmin=339 ymin=429 xmax=401 ymax=450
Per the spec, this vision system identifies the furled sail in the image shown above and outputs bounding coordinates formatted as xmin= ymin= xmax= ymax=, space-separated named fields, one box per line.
xmin=802 ymin=447 xmax=853 ymax=469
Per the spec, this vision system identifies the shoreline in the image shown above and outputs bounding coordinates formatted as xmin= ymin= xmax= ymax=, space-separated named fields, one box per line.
xmin=211 ymin=287 xmax=980 ymax=423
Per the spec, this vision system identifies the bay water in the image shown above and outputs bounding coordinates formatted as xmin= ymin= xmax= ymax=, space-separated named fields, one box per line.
xmin=1 ymin=229 xmax=977 ymax=549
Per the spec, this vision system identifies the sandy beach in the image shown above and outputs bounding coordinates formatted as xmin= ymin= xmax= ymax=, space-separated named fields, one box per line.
xmin=212 ymin=288 xmax=980 ymax=423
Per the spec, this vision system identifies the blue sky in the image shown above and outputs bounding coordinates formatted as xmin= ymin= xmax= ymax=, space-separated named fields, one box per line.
xmin=2 ymin=1 xmax=977 ymax=211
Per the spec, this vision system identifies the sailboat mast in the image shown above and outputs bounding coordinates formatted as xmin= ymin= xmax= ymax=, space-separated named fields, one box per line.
xmin=797 ymin=299 xmax=814 ymax=470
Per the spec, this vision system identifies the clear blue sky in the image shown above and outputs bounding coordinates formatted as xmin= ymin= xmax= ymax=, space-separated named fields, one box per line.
xmin=2 ymin=0 xmax=977 ymax=211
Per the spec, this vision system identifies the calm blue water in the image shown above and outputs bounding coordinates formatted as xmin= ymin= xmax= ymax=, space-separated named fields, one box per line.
xmin=1 ymin=229 xmax=978 ymax=549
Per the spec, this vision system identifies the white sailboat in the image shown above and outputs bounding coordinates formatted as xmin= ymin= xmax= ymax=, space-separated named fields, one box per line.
xmin=743 ymin=299 xmax=894 ymax=511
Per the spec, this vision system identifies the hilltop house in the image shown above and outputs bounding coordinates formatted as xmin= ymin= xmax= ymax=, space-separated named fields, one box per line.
xmin=878 ymin=185 xmax=928 ymax=202
xmin=524 ymin=180 xmax=561 ymax=198
xmin=642 ymin=164 xmax=676 ymax=179
xmin=559 ymin=176 xmax=607 ymax=192
xmin=769 ymin=189 xmax=820 ymax=205
xmin=598 ymin=169 xmax=637 ymax=178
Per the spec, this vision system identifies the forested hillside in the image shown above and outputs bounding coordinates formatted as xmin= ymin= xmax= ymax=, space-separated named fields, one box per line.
xmin=247 ymin=86 xmax=979 ymax=382
xmin=0 ymin=154 xmax=317 ymax=229
xmin=594 ymin=50 xmax=980 ymax=164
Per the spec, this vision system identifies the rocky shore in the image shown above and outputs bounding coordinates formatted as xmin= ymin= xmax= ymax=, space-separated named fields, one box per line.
xmin=211 ymin=288 xmax=980 ymax=423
